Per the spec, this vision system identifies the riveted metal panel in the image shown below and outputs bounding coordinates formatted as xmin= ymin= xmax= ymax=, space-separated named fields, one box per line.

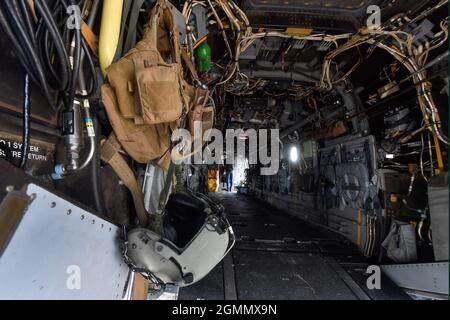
xmin=0 ymin=184 xmax=130 ymax=300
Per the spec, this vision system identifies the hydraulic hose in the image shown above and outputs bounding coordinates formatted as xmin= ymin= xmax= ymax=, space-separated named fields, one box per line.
xmin=34 ymin=0 xmax=71 ymax=92
xmin=92 ymin=116 xmax=105 ymax=215
xmin=68 ymin=31 xmax=82 ymax=110
xmin=56 ymin=0 xmax=99 ymax=99
xmin=17 ymin=0 xmax=36 ymax=48
xmin=0 ymin=1 xmax=56 ymax=109
xmin=0 ymin=0 xmax=98 ymax=112
xmin=76 ymin=0 xmax=100 ymax=99
xmin=1 ymin=0 xmax=99 ymax=176
xmin=60 ymin=0 xmax=100 ymax=175
xmin=76 ymin=37 xmax=99 ymax=99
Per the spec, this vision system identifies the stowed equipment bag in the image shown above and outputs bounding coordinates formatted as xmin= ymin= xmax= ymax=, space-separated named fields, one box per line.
xmin=102 ymin=0 xmax=192 ymax=169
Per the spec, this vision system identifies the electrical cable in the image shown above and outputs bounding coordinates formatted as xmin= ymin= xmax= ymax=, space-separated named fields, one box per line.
xmin=76 ymin=37 xmax=98 ymax=99
xmin=0 ymin=8 xmax=36 ymax=82
xmin=0 ymin=0 xmax=100 ymax=176
xmin=92 ymin=115 xmax=105 ymax=215
xmin=0 ymin=0 xmax=97 ymax=111
xmin=19 ymin=73 xmax=30 ymax=169
xmin=63 ymin=0 xmax=100 ymax=175
xmin=0 ymin=1 xmax=56 ymax=109
xmin=35 ymin=0 xmax=71 ymax=93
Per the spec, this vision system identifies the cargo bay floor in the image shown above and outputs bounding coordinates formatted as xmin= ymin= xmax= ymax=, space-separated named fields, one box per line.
xmin=179 ymin=192 xmax=410 ymax=300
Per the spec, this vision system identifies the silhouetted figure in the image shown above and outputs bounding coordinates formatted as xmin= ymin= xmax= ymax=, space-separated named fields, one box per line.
xmin=226 ymin=165 xmax=233 ymax=192
xmin=199 ymin=166 xmax=207 ymax=194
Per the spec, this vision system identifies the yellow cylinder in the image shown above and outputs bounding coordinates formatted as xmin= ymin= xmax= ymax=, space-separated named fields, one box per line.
xmin=99 ymin=0 xmax=124 ymax=77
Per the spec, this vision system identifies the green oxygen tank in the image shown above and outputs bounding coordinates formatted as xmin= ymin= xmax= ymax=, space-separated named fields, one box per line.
xmin=194 ymin=41 xmax=211 ymax=73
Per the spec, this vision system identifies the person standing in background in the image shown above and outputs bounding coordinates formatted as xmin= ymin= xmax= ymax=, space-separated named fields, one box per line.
xmin=226 ymin=164 xmax=234 ymax=192
xmin=199 ymin=165 xmax=207 ymax=194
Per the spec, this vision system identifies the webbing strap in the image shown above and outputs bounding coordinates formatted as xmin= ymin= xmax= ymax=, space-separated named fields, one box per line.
xmin=112 ymin=0 xmax=133 ymax=63
xmin=158 ymin=161 xmax=175 ymax=211
xmin=101 ymin=134 xmax=148 ymax=226
xmin=181 ymin=49 xmax=199 ymax=82
xmin=123 ymin=0 xmax=146 ymax=54
xmin=81 ymin=21 xmax=98 ymax=55
xmin=157 ymin=109 xmax=192 ymax=210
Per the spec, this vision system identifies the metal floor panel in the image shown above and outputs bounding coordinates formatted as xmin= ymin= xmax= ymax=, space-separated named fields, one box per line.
xmin=234 ymin=251 xmax=357 ymax=300
xmin=178 ymin=261 xmax=225 ymax=300
xmin=179 ymin=192 xmax=410 ymax=300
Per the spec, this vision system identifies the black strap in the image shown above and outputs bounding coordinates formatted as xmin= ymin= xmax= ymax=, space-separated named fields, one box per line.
xmin=158 ymin=162 xmax=175 ymax=210
xmin=113 ymin=0 xmax=155 ymax=62
xmin=123 ymin=0 xmax=147 ymax=54
xmin=158 ymin=111 xmax=190 ymax=210
xmin=113 ymin=0 xmax=133 ymax=63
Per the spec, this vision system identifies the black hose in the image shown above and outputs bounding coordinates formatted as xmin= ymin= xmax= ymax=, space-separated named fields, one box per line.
xmin=37 ymin=27 xmax=60 ymax=89
xmin=67 ymin=7 xmax=81 ymax=109
xmin=92 ymin=115 xmax=105 ymax=215
xmin=35 ymin=1 xmax=71 ymax=91
xmin=75 ymin=37 xmax=98 ymax=99
xmin=17 ymin=0 xmax=36 ymax=49
xmin=19 ymin=73 xmax=30 ymax=169
xmin=0 ymin=1 xmax=55 ymax=108
xmin=75 ymin=2 xmax=101 ymax=100
xmin=34 ymin=0 xmax=71 ymax=91
xmin=0 ymin=7 xmax=39 ymax=84
xmin=0 ymin=0 xmax=94 ymax=112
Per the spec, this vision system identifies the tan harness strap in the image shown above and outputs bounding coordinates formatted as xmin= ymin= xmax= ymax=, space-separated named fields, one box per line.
xmin=101 ymin=134 xmax=148 ymax=226
xmin=81 ymin=20 xmax=99 ymax=56
xmin=181 ymin=48 xmax=199 ymax=82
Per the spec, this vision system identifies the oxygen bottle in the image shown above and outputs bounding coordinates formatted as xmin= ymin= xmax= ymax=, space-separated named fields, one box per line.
xmin=194 ymin=41 xmax=212 ymax=73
